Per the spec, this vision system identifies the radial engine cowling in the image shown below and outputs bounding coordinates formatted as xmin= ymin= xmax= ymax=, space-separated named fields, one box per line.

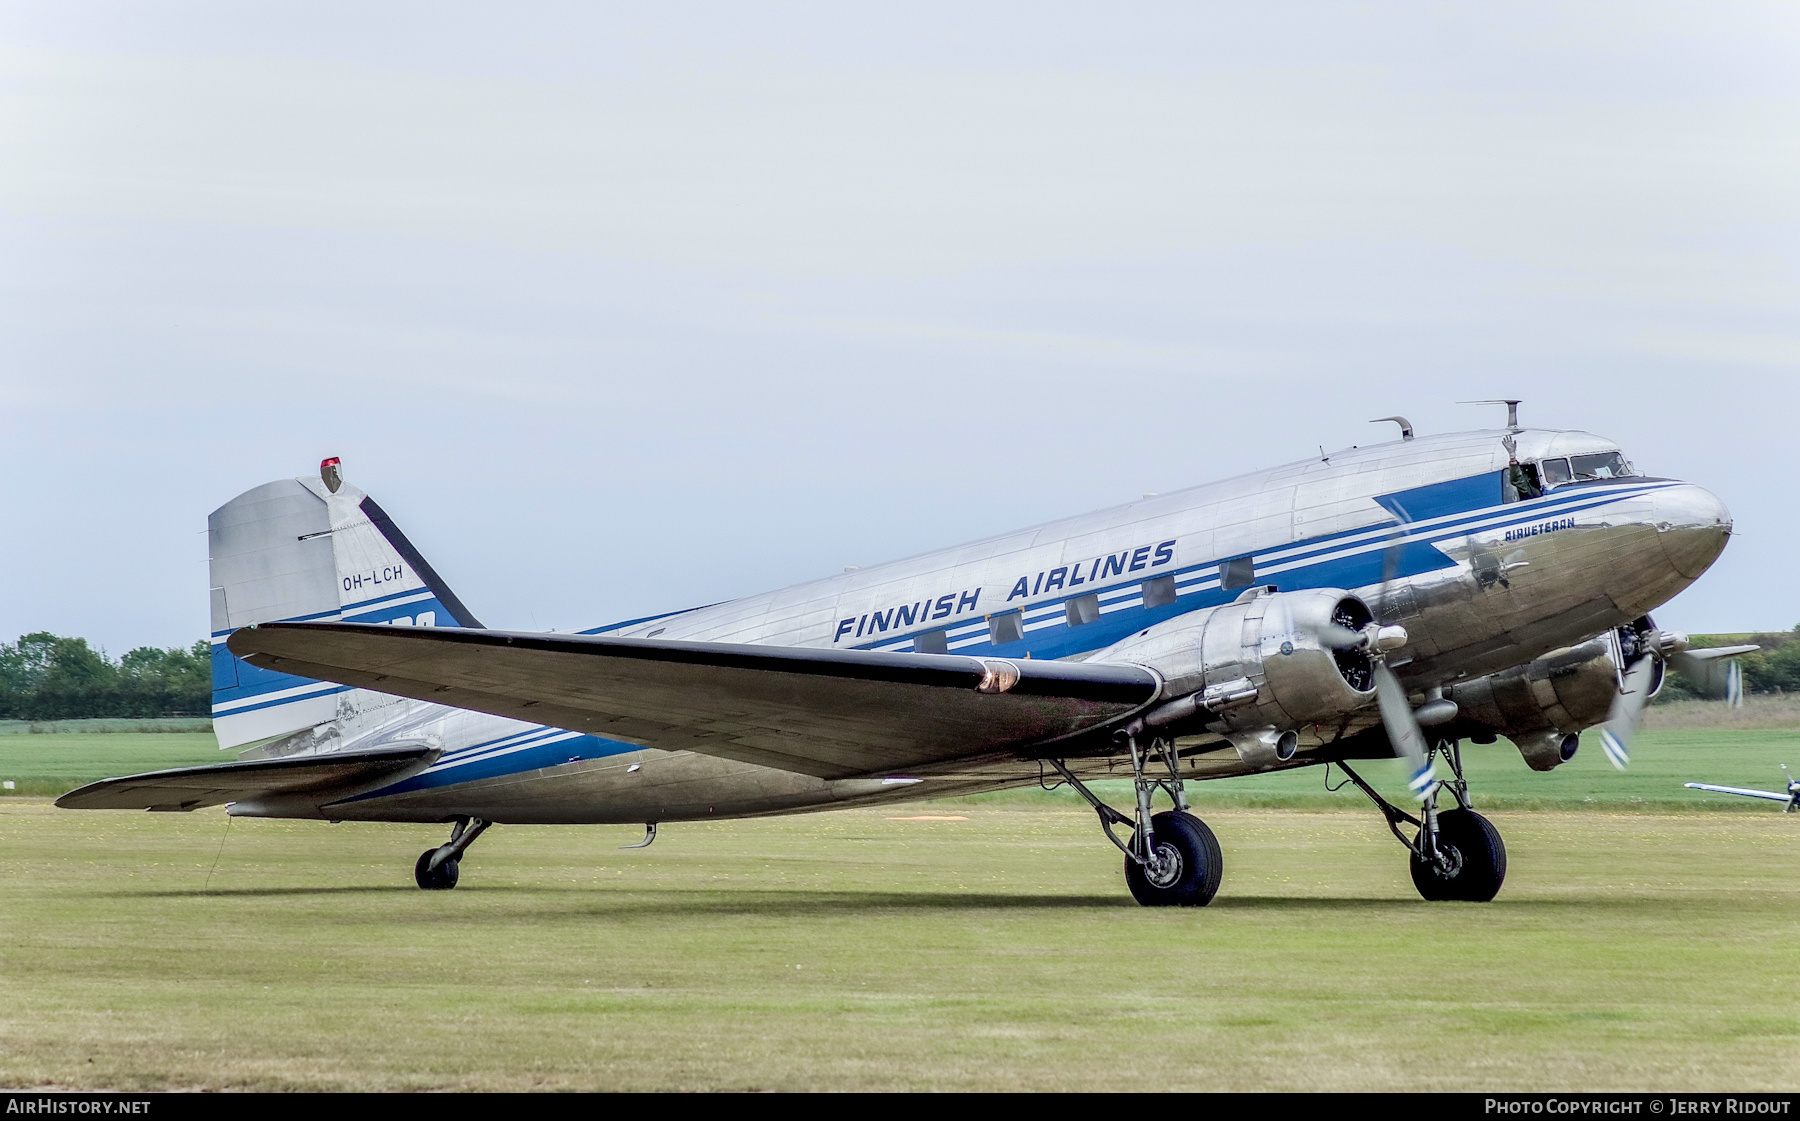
xmin=1097 ymin=587 xmax=1378 ymax=732
xmin=1446 ymin=637 xmax=1639 ymax=771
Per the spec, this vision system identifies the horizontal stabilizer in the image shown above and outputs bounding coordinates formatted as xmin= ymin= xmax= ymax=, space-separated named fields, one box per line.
xmin=226 ymin=624 xmax=1160 ymax=780
xmin=1683 ymin=782 xmax=1793 ymax=804
xmin=55 ymin=744 xmax=440 ymax=812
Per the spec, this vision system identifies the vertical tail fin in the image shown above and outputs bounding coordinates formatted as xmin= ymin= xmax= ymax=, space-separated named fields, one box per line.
xmin=208 ymin=460 xmax=478 ymax=749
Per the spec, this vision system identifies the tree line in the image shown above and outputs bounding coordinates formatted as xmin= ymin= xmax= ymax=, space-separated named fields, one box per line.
xmin=0 ymin=633 xmax=211 ymax=720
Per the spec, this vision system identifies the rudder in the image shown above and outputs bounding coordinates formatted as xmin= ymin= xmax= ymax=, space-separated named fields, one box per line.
xmin=209 ymin=459 xmax=479 ymax=749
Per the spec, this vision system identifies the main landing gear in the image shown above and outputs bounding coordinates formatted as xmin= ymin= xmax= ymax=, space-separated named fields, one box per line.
xmin=414 ymin=816 xmax=490 ymax=890
xmin=1331 ymin=738 xmax=1507 ymax=902
xmin=1050 ymin=732 xmax=1223 ymax=907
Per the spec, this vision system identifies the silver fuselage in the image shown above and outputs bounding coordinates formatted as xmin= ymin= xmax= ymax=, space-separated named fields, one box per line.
xmin=231 ymin=427 xmax=1731 ymax=824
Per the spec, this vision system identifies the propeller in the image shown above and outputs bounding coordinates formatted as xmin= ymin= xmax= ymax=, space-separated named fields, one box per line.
xmin=1598 ymin=651 xmax=1658 ymax=770
xmin=1374 ymin=661 xmax=1439 ymax=800
xmin=1278 ymin=498 xmax=1436 ymax=801
xmin=1369 ymin=523 xmax=1436 ymax=800
xmin=1597 ymin=630 xmax=1758 ymax=771
xmin=1309 ymin=611 xmax=1436 ymax=800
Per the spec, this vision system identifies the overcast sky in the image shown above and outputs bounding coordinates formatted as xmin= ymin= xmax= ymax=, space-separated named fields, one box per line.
xmin=3 ymin=2 xmax=1797 ymax=654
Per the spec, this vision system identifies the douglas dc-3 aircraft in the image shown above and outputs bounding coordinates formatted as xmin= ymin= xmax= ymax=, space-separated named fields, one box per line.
xmin=60 ymin=404 xmax=1741 ymax=905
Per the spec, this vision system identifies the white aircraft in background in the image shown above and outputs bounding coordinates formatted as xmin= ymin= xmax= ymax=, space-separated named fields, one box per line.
xmin=61 ymin=404 xmax=1742 ymax=906
xmin=1686 ymin=767 xmax=1800 ymax=812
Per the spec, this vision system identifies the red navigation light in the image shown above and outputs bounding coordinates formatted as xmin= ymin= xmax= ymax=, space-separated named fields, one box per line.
xmin=320 ymin=457 xmax=343 ymax=494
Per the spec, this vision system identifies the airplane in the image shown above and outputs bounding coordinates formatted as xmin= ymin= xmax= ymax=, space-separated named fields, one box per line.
xmin=58 ymin=404 xmax=1739 ymax=906
xmin=1685 ymin=767 xmax=1800 ymax=812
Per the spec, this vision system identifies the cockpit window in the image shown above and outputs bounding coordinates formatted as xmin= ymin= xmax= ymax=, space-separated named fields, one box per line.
xmin=1540 ymin=458 xmax=1572 ymax=486
xmin=1569 ymin=451 xmax=1636 ymax=481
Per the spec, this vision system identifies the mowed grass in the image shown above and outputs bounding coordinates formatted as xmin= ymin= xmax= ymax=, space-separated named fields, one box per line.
xmin=0 ymin=733 xmax=222 ymax=797
xmin=1 ymin=800 xmax=1797 ymax=1091
xmin=4 ymin=720 xmax=1797 ymax=810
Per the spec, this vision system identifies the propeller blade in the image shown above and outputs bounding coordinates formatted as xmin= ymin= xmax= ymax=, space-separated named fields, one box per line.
xmin=1373 ymin=663 xmax=1436 ymax=800
xmin=1380 ymin=532 xmax=1404 ymax=590
xmin=1599 ymin=655 xmax=1658 ymax=771
xmin=1317 ymin=622 xmax=1368 ymax=650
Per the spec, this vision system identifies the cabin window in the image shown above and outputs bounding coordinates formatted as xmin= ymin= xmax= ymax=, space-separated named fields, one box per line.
xmin=1570 ymin=451 xmax=1635 ymax=481
xmin=1502 ymin=460 xmax=1543 ymax=503
xmin=988 ymin=611 xmax=1024 ymax=645
xmin=1065 ymin=594 xmax=1099 ymax=627
xmin=913 ymin=629 xmax=948 ymax=655
xmin=1141 ymin=574 xmax=1177 ymax=609
xmin=1539 ymin=458 xmax=1572 ymax=487
xmin=1220 ymin=557 xmax=1255 ymax=591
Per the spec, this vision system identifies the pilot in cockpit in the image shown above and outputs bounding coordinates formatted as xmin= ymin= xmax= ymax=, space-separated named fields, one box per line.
xmin=1504 ymin=456 xmax=1544 ymax=502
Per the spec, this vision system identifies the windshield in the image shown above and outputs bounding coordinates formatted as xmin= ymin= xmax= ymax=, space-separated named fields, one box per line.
xmin=1540 ymin=458 xmax=1572 ymax=486
xmin=1569 ymin=451 xmax=1636 ymax=481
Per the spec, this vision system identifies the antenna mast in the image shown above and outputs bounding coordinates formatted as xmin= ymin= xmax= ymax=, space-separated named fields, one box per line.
xmin=1461 ymin=399 xmax=1523 ymax=432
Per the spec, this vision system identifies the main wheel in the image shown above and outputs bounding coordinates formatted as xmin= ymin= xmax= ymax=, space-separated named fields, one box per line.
xmin=1124 ymin=811 xmax=1223 ymax=907
xmin=1409 ymin=808 xmax=1506 ymax=902
xmin=414 ymin=848 xmax=460 ymax=890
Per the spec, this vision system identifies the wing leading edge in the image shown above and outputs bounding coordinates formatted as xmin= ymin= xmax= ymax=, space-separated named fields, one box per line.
xmin=226 ymin=624 xmax=1161 ymax=780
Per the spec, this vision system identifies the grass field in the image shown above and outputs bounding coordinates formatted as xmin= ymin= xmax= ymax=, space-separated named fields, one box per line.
xmin=0 ymin=733 xmax=222 ymax=797
xmin=1 ymin=800 xmax=1796 ymax=1091
xmin=6 ymin=719 xmax=1796 ymax=809
xmin=2 ymin=713 xmax=1796 ymax=1091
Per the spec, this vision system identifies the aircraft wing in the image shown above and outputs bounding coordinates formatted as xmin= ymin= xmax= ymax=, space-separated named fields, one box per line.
xmin=55 ymin=744 xmax=440 ymax=811
xmin=227 ymin=623 xmax=1161 ymax=780
xmin=1682 ymin=782 xmax=1793 ymax=803
xmin=1674 ymin=645 xmax=1762 ymax=662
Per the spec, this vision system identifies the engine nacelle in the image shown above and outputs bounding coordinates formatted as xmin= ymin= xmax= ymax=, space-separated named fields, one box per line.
xmin=1098 ymin=586 xmax=1378 ymax=734
xmin=1446 ymin=638 xmax=1628 ymax=771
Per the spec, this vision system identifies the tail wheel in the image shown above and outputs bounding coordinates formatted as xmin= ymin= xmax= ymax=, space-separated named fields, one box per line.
xmin=1125 ymin=811 xmax=1223 ymax=907
xmin=414 ymin=849 xmax=460 ymax=890
xmin=1410 ymin=808 xmax=1506 ymax=902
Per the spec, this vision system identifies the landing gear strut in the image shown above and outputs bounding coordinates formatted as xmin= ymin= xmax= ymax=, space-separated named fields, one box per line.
xmin=414 ymin=816 xmax=490 ymax=890
xmin=1332 ymin=738 xmax=1506 ymax=902
xmin=1049 ymin=732 xmax=1223 ymax=907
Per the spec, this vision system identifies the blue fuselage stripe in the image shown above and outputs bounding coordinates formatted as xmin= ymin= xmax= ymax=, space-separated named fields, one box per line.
xmin=327 ymin=474 xmax=1673 ymax=799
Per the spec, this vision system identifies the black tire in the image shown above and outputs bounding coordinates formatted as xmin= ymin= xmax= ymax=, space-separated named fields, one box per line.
xmin=414 ymin=848 xmax=460 ymax=890
xmin=1409 ymin=808 xmax=1506 ymax=902
xmin=1124 ymin=811 xmax=1223 ymax=907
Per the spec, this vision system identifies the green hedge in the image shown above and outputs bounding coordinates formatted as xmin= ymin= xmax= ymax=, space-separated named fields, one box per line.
xmin=0 ymin=633 xmax=210 ymax=720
